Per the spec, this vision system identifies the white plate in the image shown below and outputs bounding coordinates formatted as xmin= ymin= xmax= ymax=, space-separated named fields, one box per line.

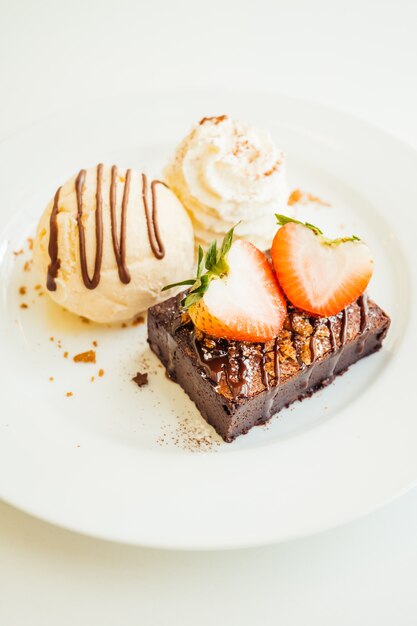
xmin=0 ymin=90 xmax=416 ymax=550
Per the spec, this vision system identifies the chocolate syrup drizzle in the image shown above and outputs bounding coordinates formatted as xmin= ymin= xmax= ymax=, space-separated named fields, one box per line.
xmin=191 ymin=333 xmax=253 ymax=400
xmin=356 ymin=293 xmax=369 ymax=353
xmin=177 ymin=296 xmax=369 ymax=419
xmin=142 ymin=174 xmax=166 ymax=260
xmin=46 ymin=164 xmax=166 ymax=291
xmin=189 ymin=329 xmax=281 ymax=407
xmin=46 ymin=186 xmax=62 ymax=291
xmin=110 ymin=165 xmax=130 ymax=284
xmin=340 ymin=307 xmax=349 ymax=345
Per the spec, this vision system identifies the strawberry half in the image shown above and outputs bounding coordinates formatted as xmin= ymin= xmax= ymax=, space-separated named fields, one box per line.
xmin=271 ymin=215 xmax=374 ymax=317
xmin=163 ymin=228 xmax=287 ymax=342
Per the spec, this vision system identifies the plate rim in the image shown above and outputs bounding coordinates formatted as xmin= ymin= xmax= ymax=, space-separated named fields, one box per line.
xmin=0 ymin=88 xmax=416 ymax=549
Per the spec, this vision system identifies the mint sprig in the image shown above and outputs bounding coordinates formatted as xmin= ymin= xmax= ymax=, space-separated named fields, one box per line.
xmin=162 ymin=225 xmax=237 ymax=309
xmin=275 ymin=214 xmax=360 ymax=245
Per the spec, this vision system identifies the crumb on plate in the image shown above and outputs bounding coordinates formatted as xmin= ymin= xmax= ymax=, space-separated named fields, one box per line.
xmin=132 ymin=371 xmax=148 ymax=387
xmin=73 ymin=350 xmax=96 ymax=364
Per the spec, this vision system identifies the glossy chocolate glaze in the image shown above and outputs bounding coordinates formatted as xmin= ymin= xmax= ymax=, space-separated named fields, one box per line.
xmin=179 ymin=297 xmax=369 ymax=412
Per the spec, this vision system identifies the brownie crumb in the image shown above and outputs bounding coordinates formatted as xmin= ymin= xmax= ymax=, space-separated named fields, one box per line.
xmin=92 ymin=340 xmax=98 ymax=347
xmin=288 ymin=188 xmax=331 ymax=207
xmin=73 ymin=350 xmax=96 ymax=363
xmin=19 ymin=286 xmax=27 ymax=295
xmin=20 ymin=303 xmax=28 ymax=309
xmin=288 ymin=189 xmax=302 ymax=205
xmin=132 ymin=371 xmax=148 ymax=387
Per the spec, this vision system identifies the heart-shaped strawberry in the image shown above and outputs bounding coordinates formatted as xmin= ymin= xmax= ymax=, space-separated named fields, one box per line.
xmin=164 ymin=227 xmax=287 ymax=342
xmin=271 ymin=215 xmax=374 ymax=317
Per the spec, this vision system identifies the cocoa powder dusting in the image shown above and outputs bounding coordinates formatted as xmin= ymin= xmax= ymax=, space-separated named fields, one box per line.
xmin=157 ymin=415 xmax=222 ymax=453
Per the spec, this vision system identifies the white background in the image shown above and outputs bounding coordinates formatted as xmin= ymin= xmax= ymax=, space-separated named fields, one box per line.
xmin=1 ymin=0 xmax=417 ymax=624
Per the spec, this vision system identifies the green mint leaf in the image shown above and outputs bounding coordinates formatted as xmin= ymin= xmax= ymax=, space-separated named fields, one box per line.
xmin=276 ymin=214 xmax=363 ymax=245
xmin=211 ymin=256 xmax=229 ymax=277
xmin=275 ymin=214 xmax=303 ymax=227
xmin=220 ymin=224 xmax=237 ymax=258
xmin=305 ymin=222 xmax=323 ymax=235
xmin=162 ymin=227 xmax=238 ymax=311
xmin=196 ymin=245 xmax=204 ymax=278
xmin=323 ymin=234 xmax=362 ymax=246
xmin=275 ymin=214 xmax=323 ymax=236
xmin=205 ymin=240 xmax=218 ymax=271
xmin=183 ymin=291 xmax=204 ymax=308
xmin=199 ymin=274 xmax=211 ymax=290
xmin=162 ymin=278 xmax=196 ymax=291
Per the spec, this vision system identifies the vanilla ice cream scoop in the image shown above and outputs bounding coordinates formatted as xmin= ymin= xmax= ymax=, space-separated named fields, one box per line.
xmin=34 ymin=164 xmax=195 ymax=323
xmin=164 ymin=115 xmax=289 ymax=249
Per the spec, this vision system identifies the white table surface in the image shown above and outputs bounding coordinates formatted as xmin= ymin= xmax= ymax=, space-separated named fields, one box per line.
xmin=1 ymin=1 xmax=417 ymax=624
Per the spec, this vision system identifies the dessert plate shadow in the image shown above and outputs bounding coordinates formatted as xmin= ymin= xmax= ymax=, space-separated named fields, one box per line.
xmin=0 ymin=89 xmax=416 ymax=549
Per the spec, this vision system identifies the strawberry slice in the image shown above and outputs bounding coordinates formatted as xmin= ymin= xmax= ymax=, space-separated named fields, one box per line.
xmin=163 ymin=229 xmax=287 ymax=342
xmin=271 ymin=215 xmax=374 ymax=317
xmin=189 ymin=240 xmax=287 ymax=341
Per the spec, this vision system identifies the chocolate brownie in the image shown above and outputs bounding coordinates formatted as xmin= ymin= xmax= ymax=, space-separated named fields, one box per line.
xmin=148 ymin=293 xmax=390 ymax=442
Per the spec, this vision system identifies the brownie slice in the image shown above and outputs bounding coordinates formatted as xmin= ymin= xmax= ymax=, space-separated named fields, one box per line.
xmin=148 ymin=293 xmax=390 ymax=442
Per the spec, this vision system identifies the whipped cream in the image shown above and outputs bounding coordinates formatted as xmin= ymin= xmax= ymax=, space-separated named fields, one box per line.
xmin=164 ymin=115 xmax=289 ymax=249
